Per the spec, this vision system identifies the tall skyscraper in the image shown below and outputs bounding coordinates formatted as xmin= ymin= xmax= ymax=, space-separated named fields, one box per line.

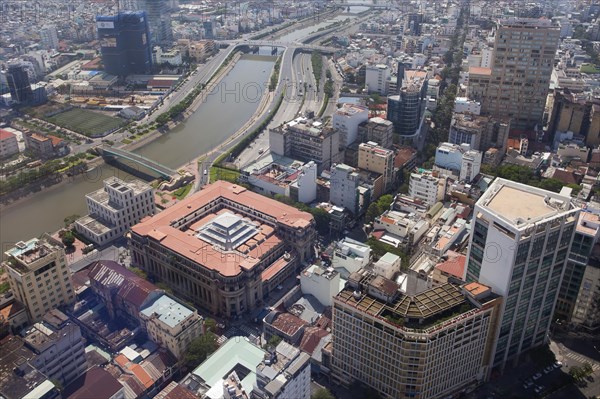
xmin=480 ymin=18 xmax=560 ymax=131
xmin=97 ymin=11 xmax=153 ymax=76
xmin=6 ymin=64 xmax=33 ymax=104
xmin=138 ymin=0 xmax=173 ymax=44
xmin=386 ymin=70 xmax=427 ymax=145
xmin=464 ymin=178 xmax=579 ymax=370
xmin=39 ymin=25 xmax=59 ymax=50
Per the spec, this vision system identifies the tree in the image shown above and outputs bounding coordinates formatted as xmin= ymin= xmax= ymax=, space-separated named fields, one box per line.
xmin=365 ymin=202 xmax=382 ymax=223
xmin=312 ymin=388 xmax=335 ymax=399
xmin=264 ymin=334 xmax=282 ymax=349
xmin=63 ymin=214 xmax=80 ymax=228
xmin=130 ymin=267 xmax=148 ymax=280
xmin=184 ymin=332 xmax=218 ymax=369
xmin=376 ymin=194 xmax=394 ymax=212
xmin=60 ymin=231 xmax=75 ymax=248
xmin=204 ymin=318 xmax=217 ymax=333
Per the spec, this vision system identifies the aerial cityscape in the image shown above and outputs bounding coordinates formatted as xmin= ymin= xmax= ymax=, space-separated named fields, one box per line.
xmin=1 ymin=0 xmax=600 ymax=398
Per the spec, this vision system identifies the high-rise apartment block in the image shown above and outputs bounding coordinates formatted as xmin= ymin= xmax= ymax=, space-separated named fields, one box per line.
xmin=330 ymin=163 xmax=361 ymax=215
xmin=333 ymin=104 xmax=369 ymax=148
xmin=39 ymin=25 xmax=59 ymax=50
xmin=408 ymin=169 xmax=445 ymax=207
xmin=465 ymin=179 xmax=579 ymax=369
xmin=270 ymin=117 xmax=342 ymax=173
xmin=22 ymin=309 xmax=87 ymax=385
xmin=357 ymin=117 xmax=394 ymax=149
xmin=4 ymin=236 xmax=75 ymax=322
xmin=358 ymin=142 xmax=395 ymax=193
xmin=97 ymin=11 xmax=153 ymax=76
xmin=365 ymin=64 xmax=390 ymax=95
xmin=449 ymin=113 xmax=511 ymax=154
xmin=476 ymin=18 xmax=560 ymax=131
xmin=331 ymin=271 xmax=502 ymax=399
xmin=75 ymin=177 xmax=155 ymax=246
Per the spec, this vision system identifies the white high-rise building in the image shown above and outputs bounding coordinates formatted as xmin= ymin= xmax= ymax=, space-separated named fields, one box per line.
xmin=330 ymin=163 xmax=360 ymax=215
xmin=333 ymin=104 xmax=369 ymax=147
xmin=39 ymin=25 xmax=59 ymax=50
xmin=408 ymin=170 xmax=445 ymax=206
xmin=365 ymin=64 xmax=390 ymax=95
xmin=75 ymin=177 xmax=155 ymax=245
xmin=464 ymin=178 xmax=580 ymax=370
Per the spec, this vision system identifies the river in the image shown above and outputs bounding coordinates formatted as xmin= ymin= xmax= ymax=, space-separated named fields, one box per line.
xmin=0 ymin=53 xmax=276 ymax=245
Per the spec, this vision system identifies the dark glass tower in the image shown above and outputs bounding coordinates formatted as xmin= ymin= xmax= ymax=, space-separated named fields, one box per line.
xmin=6 ymin=64 xmax=33 ymax=104
xmin=97 ymin=11 xmax=153 ymax=77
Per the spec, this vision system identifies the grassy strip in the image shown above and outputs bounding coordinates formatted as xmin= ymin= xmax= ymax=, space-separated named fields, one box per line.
xmin=172 ymin=183 xmax=192 ymax=199
xmin=311 ymin=51 xmax=323 ymax=86
xmin=269 ymin=56 xmax=283 ymax=91
xmin=209 ymin=165 xmax=240 ymax=183
xmin=318 ymin=94 xmax=329 ymax=118
xmin=251 ymin=22 xmax=294 ymax=40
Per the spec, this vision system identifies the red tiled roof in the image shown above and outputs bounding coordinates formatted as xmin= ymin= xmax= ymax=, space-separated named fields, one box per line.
xmin=131 ymin=181 xmax=313 ymax=277
xmin=0 ymin=129 xmax=16 ymax=141
xmin=435 ymin=251 xmax=466 ymax=279
xmin=550 ymin=169 xmax=581 ymax=185
xmin=270 ymin=313 xmax=307 ymax=337
xmin=131 ymin=364 xmax=153 ymax=388
xmin=394 ymin=147 xmax=416 ymax=168
xmin=299 ymin=326 xmax=329 ymax=355
xmin=88 ymin=260 xmax=159 ymax=311
xmin=63 ymin=366 xmax=123 ymax=399
xmin=371 ymin=230 xmax=385 ymax=240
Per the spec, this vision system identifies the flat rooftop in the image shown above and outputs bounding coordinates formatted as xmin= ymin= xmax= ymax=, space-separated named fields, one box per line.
xmin=140 ymin=294 xmax=195 ymax=328
xmin=193 ymin=338 xmax=264 ymax=395
xmin=482 ymin=179 xmax=572 ymax=225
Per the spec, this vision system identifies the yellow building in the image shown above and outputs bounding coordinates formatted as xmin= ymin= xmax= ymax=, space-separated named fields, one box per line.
xmin=358 ymin=141 xmax=395 ymax=195
xmin=3 ymin=236 xmax=75 ymax=323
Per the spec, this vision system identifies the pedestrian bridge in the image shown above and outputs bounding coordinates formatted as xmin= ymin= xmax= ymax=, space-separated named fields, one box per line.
xmin=100 ymin=146 xmax=177 ymax=180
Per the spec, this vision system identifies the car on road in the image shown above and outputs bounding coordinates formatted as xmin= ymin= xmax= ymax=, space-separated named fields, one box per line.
xmin=534 ymin=385 xmax=544 ymax=394
xmin=533 ymin=373 xmax=542 ymax=380
xmin=543 ymin=366 xmax=554 ymax=374
xmin=523 ymin=381 xmax=534 ymax=389
xmin=203 ymin=169 xmax=208 ymax=176
xmin=553 ymin=361 xmax=563 ymax=369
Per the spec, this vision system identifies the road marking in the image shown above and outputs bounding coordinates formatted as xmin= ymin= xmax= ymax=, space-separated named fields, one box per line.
xmin=563 ymin=352 xmax=600 ymax=370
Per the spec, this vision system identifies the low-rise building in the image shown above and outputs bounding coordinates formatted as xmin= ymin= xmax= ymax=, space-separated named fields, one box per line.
xmin=3 ymin=236 xmax=75 ymax=322
xmin=373 ymin=253 xmax=401 ymax=280
xmin=0 ymin=336 xmax=60 ymax=399
xmin=241 ymin=155 xmax=317 ymax=204
xmin=300 ymin=265 xmax=341 ymax=307
xmin=332 ymin=238 xmax=371 ymax=276
xmin=63 ymin=366 xmax=125 ymax=399
xmin=373 ymin=210 xmax=429 ymax=249
xmin=0 ymin=293 xmax=29 ymax=336
xmin=0 ymin=129 xmax=19 ymax=159
xmin=76 ymin=177 xmax=155 ymax=246
xmin=139 ymin=294 xmax=203 ymax=360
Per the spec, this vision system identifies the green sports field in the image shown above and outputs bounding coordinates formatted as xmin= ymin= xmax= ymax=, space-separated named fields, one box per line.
xmin=47 ymin=108 xmax=125 ymax=137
